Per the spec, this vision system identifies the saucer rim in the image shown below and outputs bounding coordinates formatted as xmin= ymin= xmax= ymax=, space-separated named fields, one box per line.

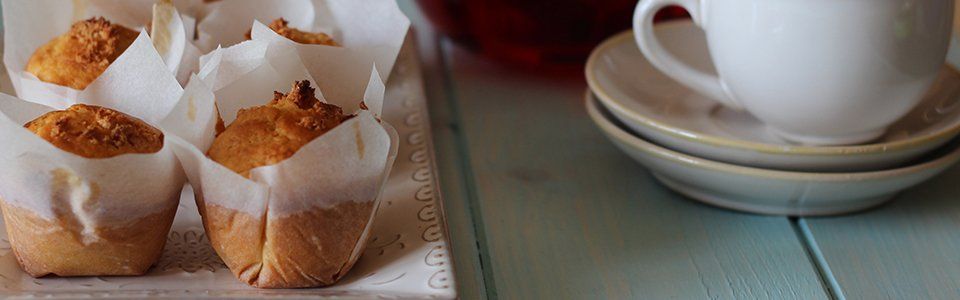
xmin=585 ymin=90 xmax=960 ymax=181
xmin=585 ymin=23 xmax=960 ymax=156
xmin=650 ymin=172 xmax=896 ymax=217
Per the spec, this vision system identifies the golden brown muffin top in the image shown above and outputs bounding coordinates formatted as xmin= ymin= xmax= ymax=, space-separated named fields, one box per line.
xmin=245 ymin=18 xmax=339 ymax=46
xmin=207 ymin=80 xmax=349 ymax=177
xmin=26 ymin=17 xmax=138 ymax=90
xmin=25 ymin=104 xmax=164 ymax=159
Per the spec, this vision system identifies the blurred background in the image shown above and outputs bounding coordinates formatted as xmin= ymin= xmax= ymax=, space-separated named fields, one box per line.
xmin=414 ymin=0 xmax=689 ymax=70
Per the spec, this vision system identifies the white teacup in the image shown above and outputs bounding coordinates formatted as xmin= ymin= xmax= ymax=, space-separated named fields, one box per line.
xmin=633 ymin=0 xmax=954 ymax=145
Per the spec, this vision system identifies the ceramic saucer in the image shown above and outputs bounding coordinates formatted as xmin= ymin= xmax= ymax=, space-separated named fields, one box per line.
xmin=586 ymin=91 xmax=960 ymax=216
xmin=586 ymin=21 xmax=960 ymax=172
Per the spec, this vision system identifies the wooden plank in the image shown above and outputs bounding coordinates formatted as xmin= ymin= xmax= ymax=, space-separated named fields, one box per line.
xmin=801 ymin=165 xmax=960 ymax=300
xmin=442 ymin=42 xmax=830 ymax=299
xmin=397 ymin=1 xmax=488 ymax=299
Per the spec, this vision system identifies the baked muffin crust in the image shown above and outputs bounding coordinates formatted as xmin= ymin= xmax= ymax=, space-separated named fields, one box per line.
xmin=26 ymin=17 xmax=138 ymax=90
xmin=25 ymin=104 xmax=164 ymax=158
xmin=207 ymin=80 xmax=349 ymax=177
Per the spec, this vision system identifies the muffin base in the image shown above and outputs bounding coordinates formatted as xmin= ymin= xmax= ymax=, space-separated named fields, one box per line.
xmin=0 ymin=200 xmax=178 ymax=277
xmin=197 ymin=195 xmax=374 ymax=288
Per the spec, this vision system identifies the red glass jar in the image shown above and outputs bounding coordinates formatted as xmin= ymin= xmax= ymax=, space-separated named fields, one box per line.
xmin=417 ymin=0 xmax=689 ymax=69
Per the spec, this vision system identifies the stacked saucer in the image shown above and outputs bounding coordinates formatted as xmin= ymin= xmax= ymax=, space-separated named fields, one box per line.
xmin=585 ymin=21 xmax=960 ymax=216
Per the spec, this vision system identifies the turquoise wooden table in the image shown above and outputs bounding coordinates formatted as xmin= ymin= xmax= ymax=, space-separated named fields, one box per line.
xmin=398 ymin=2 xmax=960 ymax=299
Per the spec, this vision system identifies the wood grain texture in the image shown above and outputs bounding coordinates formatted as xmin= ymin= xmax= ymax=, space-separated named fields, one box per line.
xmin=802 ymin=165 xmax=960 ymax=300
xmin=398 ymin=1 xmax=488 ymax=299
xmin=441 ymin=42 xmax=830 ymax=299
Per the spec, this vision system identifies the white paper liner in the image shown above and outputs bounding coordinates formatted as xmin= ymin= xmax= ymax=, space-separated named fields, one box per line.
xmin=171 ymin=110 xmax=397 ymax=217
xmin=0 ymin=72 xmax=215 ymax=243
xmin=184 ymin=37 xmax=396 ymax=217
xmin=1 ymin=0 xmax=203 ymax=107
xmin=196 ymin=0 xmax=410 ymax=85
xmin=196 ymin=0 xmax=314 ymax=51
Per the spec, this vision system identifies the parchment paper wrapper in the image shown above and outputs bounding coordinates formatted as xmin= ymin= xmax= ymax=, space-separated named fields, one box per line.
xmin=0 ymin=30 xmax=216 ymax=277
xmin=172 ymin=39 xmax=398 ymax=288
xmin=196 ymin=0 xmax=410 ymax=88
xmin=2 ymin=0 xmax=204 ymax=108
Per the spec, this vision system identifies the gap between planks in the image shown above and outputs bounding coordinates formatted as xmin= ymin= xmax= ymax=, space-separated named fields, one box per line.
xmin=792 ymin=217 xmax=845 ymax=300
xmin=437 ymin=36 xmax=500 ymax=299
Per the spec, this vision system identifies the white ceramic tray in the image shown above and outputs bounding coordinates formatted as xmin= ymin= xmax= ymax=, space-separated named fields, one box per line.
xmin=0 ymin=35 xmax=458 ymax=299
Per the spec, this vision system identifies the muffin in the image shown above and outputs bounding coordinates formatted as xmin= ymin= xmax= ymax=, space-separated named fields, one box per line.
xmin=246 ymin=18 xmax=339 ymax=46
xmin=201 ymin=80 xmax=375 ymax=288
xmin=0 ymin=104 xmax=174 ymax=277
xmin=25 ymin=17 xmax=138 ymax=90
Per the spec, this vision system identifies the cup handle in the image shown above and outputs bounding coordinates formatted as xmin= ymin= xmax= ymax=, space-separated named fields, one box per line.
xmin=633 ymin=0 xmax=742 ymax=109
